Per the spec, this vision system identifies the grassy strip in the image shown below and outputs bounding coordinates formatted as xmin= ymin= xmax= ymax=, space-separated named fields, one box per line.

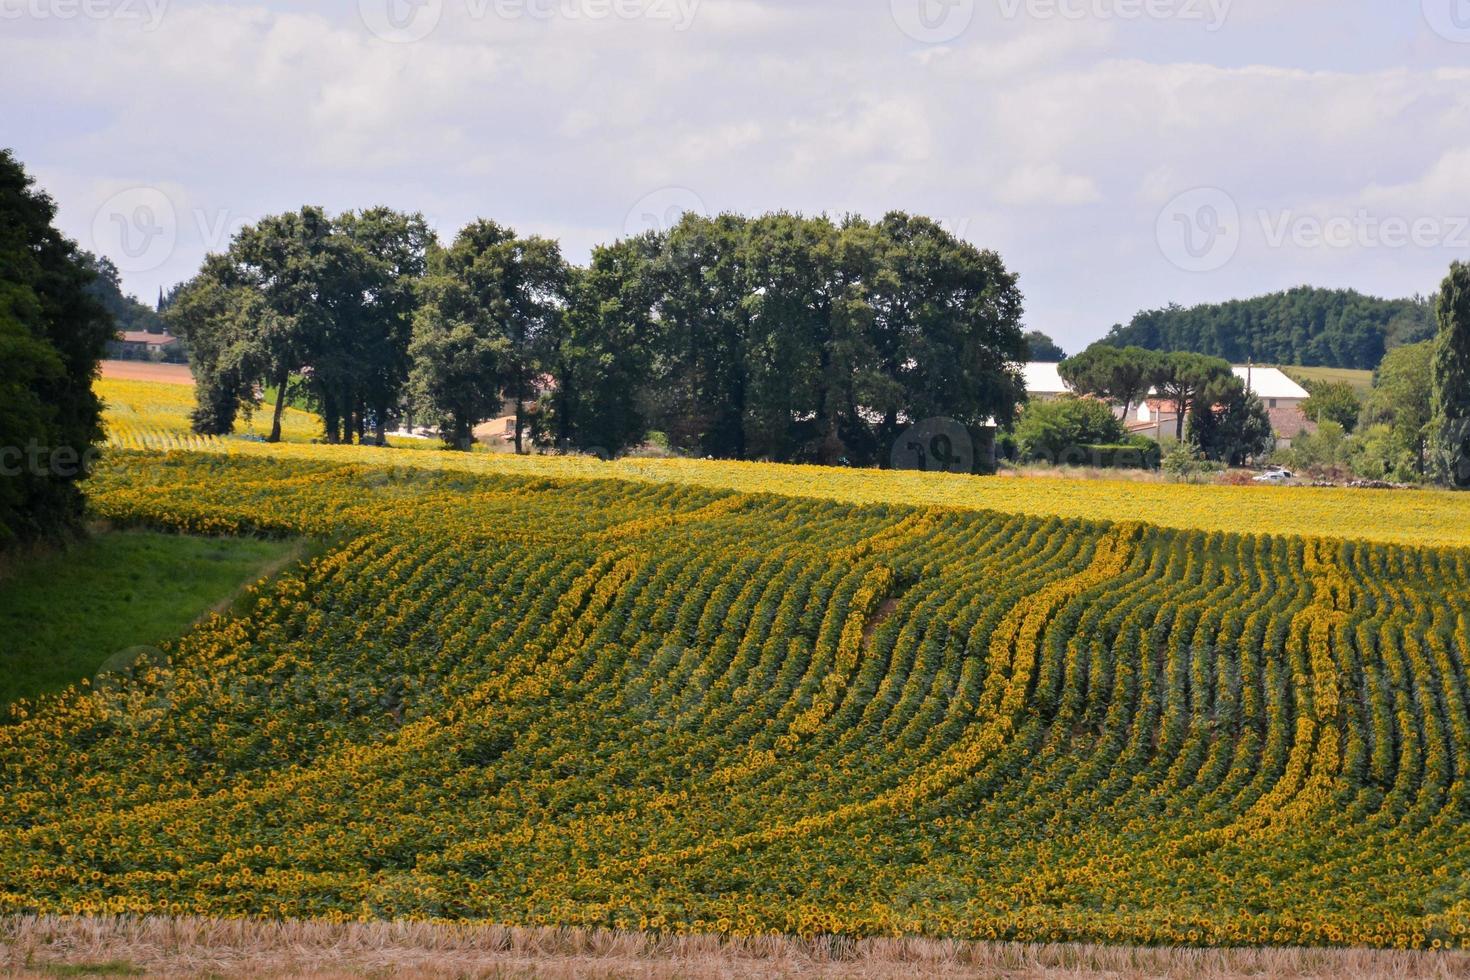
xmin=0 ymin=531 xmax=298 ymax=708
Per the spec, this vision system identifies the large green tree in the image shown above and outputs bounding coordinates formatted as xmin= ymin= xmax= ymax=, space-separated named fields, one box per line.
xmin=0 ymin=149 xmax=114 ymax=548
xmin=325 ymin=208 xmax=432 ymax=444
xmin=864 ymin=212 xmax=1027 ymax=464
xmin=1301 ymin=380 xmax=1361 ymax=433
xmin=408 ymin=222 xmax=564 ymax=451
xmin=1024 ymin=330 xmax=1065 ymax=362
xmin=424 ymin=220 xmax=564 ymax=454
xmin=1188 ymin=377 xmax=1273 ymax=465
xmin=1059 ymin=344 xmax=1161 ymax=419
xmin=175 ymin=207 xmax=430 ymax=444
xmin=1431 ymin=261 xmax=1470 ymax=488
xmin=1154 ymin=352 xmax=1235 ymax=441
xmin=544 ymin=233 xmax=663 ymax=456
xmin=1362 ymin=341 xmax=1434 ymax=479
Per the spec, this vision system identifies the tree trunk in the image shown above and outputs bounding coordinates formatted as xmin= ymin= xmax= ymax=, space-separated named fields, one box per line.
xmin=268 ymin=367 xmax=288 ymax=443
xmin=514 ymin=394 xmax=525 ymax=455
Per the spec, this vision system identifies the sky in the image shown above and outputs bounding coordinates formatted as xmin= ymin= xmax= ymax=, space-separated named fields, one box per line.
xmin=2 ymin=0 xmax=1469 ymax=352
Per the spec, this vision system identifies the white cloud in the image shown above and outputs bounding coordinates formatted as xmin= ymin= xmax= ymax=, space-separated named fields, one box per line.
xmin=3 ymin=1 xmax=1466 ymax=351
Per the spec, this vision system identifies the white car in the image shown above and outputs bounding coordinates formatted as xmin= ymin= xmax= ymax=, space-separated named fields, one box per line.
xmin=1253 ymin=468 xmax=1294 ymax=484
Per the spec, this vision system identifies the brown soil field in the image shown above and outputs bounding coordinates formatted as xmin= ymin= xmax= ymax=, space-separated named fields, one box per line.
xmin=99 ymin=361 xmax=194 ymax=385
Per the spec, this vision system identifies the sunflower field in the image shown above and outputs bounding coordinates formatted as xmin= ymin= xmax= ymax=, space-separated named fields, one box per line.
xmin=2 ymin=444 xmax=1469 ymax=951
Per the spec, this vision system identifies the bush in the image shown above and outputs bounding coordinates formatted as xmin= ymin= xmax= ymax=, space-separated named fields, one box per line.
xmin=1014 ymin=396 xmax=1127 ymax=464
xmin=1163 ymin=444 xmax=1224 ymax=482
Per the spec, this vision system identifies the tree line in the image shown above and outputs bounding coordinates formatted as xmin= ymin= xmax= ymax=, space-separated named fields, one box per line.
xmin=1306 ymin=262 xmax=1470 ymax=487
xmin=171 ymin=208 xmax=1030 ymax=465
xmin=1104 ymin=286 xmax=1435 ymax=371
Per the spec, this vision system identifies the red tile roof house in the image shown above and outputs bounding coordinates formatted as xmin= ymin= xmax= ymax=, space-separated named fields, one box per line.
xmin=1126 ymin=367 xmax=1314 ymax=447
xmin=108 ymin=329 xmax=182 ymax=361
xmin=1021 ymin=362 xmax=1314 ymax=449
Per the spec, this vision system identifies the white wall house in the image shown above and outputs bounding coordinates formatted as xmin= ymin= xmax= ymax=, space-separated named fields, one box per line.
xmin=1022 ymin=362 xmax=1070 ymax=401
xmin=1021 ymin=361 xmax=1314 ymax=447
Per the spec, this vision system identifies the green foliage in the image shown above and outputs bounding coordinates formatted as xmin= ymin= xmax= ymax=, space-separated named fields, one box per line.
xmin=1104 ymin=286 xmax=1434 ymax=370
xmin=562 ymin=210 xmax=1027 ymax=465
xmin=1276 ymin=420 xmax=1353 ymax=475
xmin=1153 ymin=351 xmax=1235 ymax=442
xmin=1189 ymin=381 xmax=1274 ymax=465
xmin=0 ymin=149 xmax=113 ymax=549
xmin=1431 ymin=261 xmax=1470 ymax=489
xmin=1059 ymin=344 xmax=1162 ymax=416
xmin=1024 ymin=330 xmax=1065 ymax=361
xmin=1301 ymin=380 xmax=1362 ymax=433
xmin=1349 ymin=423 xmax=1422 ymax=483
xmin=410 ymin=220 xmax=564 ymax=452
xmin=544 ymin=235 xmax=663 ymax=457
xmin=172 ymin=206 xmax=1027 ymax=466
xmin=1161 ymin=443 xmax=1223 ymax=481
xmin=1014 ymin=395 xmax=1127 ymax=463
xmin=172 ymin=207 xmax=432 ymax=444
xmin=1363 ymin=341 xmax=1434 ymax=479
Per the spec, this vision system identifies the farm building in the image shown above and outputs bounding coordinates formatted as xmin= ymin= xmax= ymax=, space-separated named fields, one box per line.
xmin=1021 ymin=362 xmax=1314 ymax=447
xmin=107 ymin=329 xmax=184 ymax=362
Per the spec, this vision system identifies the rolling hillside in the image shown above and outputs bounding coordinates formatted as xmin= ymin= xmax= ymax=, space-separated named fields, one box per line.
xmin=2 ymin=446 xmax=1469 ymax=951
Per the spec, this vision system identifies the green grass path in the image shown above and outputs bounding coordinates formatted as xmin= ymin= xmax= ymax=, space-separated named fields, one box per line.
xmin=0 ymin=531 xmax=297 ymax=708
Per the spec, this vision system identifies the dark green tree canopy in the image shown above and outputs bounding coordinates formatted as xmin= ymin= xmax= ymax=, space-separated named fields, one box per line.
xmin=1188 ymin=378 xmax=1274 ymax=466
xmin=1024 ymin=330 xmax=1065 ymax=362
xmin=1104 ymin=286 xmax=1434 ymax=371
xmin=171 ymin=206 xmax=432 ymax=444
xmin=0 ymin=149 xmax=114 ymax=548
xmin=1432 ymin=261 xmax=1470 ymax=488
xmin=1059 ymin=344 xmax=1162 ymax=417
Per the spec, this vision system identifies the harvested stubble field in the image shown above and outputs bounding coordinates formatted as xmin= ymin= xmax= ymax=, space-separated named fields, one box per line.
xmin=4 ymin=916 xmax=1469 ymax=978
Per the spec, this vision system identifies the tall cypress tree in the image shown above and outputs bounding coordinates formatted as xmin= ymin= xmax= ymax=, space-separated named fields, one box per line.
xmin=1432 ymin=261 xmax=1470 ymax=489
